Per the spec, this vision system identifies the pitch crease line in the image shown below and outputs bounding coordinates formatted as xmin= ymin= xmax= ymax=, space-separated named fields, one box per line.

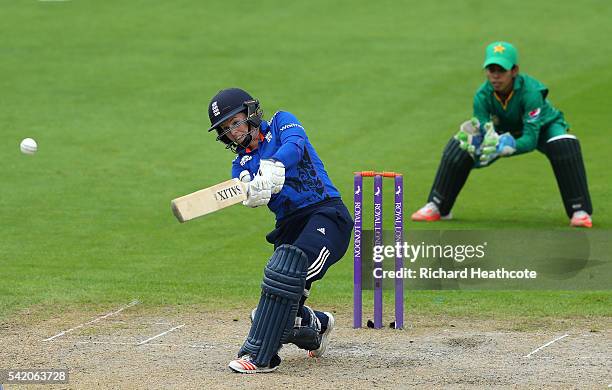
xmin=74 ymin=340 xmax=212 ymax=349
xmin=77 ymin=341 xmax=136 ymax=346
xmin=43 ymin=300 xmax=140 ymax=341
xmin=137 ymin=324 xmax=185 ymax=345
xmin=523 ymin=333 xmax=569 ymax=358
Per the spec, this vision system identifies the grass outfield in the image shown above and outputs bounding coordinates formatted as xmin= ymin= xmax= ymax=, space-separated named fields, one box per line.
xmin=1 ymin=1 xmax=610 ymax=319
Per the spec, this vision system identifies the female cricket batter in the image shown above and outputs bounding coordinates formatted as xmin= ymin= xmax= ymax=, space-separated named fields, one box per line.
xmin=207 ymin=88 xmax=352 ymax=373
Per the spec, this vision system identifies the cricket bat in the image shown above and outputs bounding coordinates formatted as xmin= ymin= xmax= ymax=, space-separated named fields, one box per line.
xmin=171 ymin=178 xmax=247 ymax=223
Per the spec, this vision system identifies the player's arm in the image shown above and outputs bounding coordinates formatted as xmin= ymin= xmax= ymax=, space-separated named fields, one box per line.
xmin=271 ymin=112 xmax=306 ymax=168
xmin=231 ymin=156 xmax=243 ymax=179
xmin=251 ymin=112 xmax=306 ymax=197
xmin=513 ymin=91 xmax=545 ymax=155
xmin=243 ymin=112 xmax=307 ymax=206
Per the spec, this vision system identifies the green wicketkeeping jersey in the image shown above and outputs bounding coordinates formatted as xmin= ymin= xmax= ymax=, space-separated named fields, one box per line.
xmin=473 ymin=73 xmax=566 ymax=154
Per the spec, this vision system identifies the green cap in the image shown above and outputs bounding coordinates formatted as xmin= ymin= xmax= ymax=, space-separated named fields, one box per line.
xmin=483 ymin=41 xmax=518 ymax=70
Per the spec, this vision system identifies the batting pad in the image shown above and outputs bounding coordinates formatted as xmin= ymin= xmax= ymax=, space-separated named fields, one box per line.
xmin=239 ymin=244 xmax=307 ymax=367
xmin=428 ymin=137 xmax=474 ymax=215
xmin=545 ymin=135 xmax=592 ymax=217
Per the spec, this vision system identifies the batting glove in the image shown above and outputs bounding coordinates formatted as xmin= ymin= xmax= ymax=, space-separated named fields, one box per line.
xmin=454 ymin=117 xmax=483 ymax=159
xmin=239 ymin=170 xmax=271 ymax=208
xmin=479 ymin=122 xmax=516 ymax=166
xmin=257 ymin=159 xmax=285 ymax=194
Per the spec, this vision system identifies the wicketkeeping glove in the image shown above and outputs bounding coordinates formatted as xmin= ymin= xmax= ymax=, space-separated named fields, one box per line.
xmin=479 ymin=122 xmax=516 ymax=166
xmin=454 ymin=118 xmax=483 ymax=159
xmin=239 ymin=170 xmax=271 ymax=208
xmin=257 ymin=159 xmax=285 ymax=194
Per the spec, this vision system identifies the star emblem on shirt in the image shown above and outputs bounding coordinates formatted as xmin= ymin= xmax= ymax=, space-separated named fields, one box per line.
xmin=493 ymin=44 xmax=506 ymax=53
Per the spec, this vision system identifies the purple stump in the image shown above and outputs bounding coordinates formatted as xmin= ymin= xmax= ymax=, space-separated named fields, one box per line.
xmin=373 ymin=175 xmax=383 ymax=329
xmin=353 ymin=173 xmax=363 ymax=328
xmin=394 ymin=174 xmax=404 ymax=329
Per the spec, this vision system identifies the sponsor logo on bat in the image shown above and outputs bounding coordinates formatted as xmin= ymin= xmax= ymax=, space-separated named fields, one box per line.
xmin=215 ymin=185 xmax=244 ymax=201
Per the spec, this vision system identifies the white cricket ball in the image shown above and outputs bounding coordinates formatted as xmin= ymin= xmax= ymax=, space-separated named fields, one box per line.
xmin=20 ymin=138 xmax=38 ymax=155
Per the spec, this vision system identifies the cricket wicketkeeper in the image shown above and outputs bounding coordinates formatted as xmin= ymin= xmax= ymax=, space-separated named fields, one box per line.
xmin=412 ymin=41 xmax=593 ymax=228
xmin=207 ymin=88 xmax=353 ymax=373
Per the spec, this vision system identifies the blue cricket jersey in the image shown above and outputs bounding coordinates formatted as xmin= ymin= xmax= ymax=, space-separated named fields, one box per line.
xmin=231 ymin=111 xmax=340 ymax=220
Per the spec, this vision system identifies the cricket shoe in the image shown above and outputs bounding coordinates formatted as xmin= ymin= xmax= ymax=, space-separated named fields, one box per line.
xmin=308 ymin=312 xmax=335 ymax=358
xmin=411 ymin=202 xmax=452 ymax=222
xmin=228 ymin=354 xmax=280 ymax=374
xmin=570 ymin=211 xmax=592 ymax=228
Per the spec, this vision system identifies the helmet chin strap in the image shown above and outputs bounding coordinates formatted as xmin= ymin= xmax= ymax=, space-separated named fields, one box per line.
xmin=238 ymin=124 xmax=258 ymax=149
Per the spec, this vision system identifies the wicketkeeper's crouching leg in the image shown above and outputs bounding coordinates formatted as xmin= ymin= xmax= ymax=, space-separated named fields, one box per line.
xmin=545 ymin=135 xmax=593 ymax=227
xmin=229 ymin=244 xmax=307 ymax=374
xmin=412 ymin=137 xmax=474 ymax=221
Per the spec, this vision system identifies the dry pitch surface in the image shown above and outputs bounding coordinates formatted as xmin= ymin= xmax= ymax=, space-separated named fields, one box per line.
xmin=1 ymin=302 xmax=610 ymax=389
